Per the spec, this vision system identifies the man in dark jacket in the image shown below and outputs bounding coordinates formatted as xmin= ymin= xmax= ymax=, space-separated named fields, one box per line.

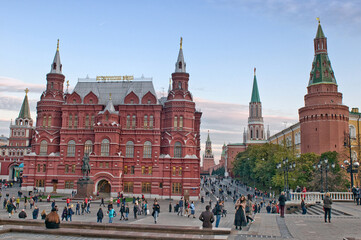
xmin=214 ymin=201 xmax=223 ymax=228
xmin=18 ymin=209 xmax=27 ymax=219
xmin=199 ymin=205 xmax=214 ymax=228
xmin=278 ymin=192 xmax=287 ymax=218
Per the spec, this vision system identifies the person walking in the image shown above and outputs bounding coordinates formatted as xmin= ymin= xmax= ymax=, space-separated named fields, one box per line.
xmin=100 ymin=197 xmax=105 ymax=207
xmin=301 ymin=198 xmax=307 ymax=214
xmin=97 ymin=208 xmax=104 ymax=223
xmin=76 ymin=202 xmax=80 ymax=215
xmin=152 ymin=200 xmax=160 ymax=224
xmin=125 ymin=203 xmax=129 ymax=220
xmin=81 ymin=201 xmax=85 ymax=215
xmin=86 ymin=201 xmax=91 ymax=213
xmin=189 ymin=201 xmax=196 ymax=218
xmin=67 ymin=205 xmax=74 ymax=221
xmin=61 ymin=207 xmax=68 ymax=221
xmin=7 ymin=201 xmax=14 ymax=218
xmin=178 ymin=197 xmax=184 ymax=216
xmin=199 ymin=205 xmax=214 ymax=229
xmin=234 ymin=196 xmax=247 ymax=230
xmin=245 ymin=194 xmax=254 ymax=223
xmin=214 ymin=201 xmax=223 ymax=228
xmin=133 ymin=201 xmax=139 ymax=219
xmin=32 ymin=206 xmax=39 ymax=219
xmin=108 ymin=206 xmax=115 ymax=223
xmin=119 ymin=203 xmax=126 ymax=220
xmin=278 ymin=192 xmax=287 ymax=218
xmin=51 ymin=200 xmax=56 ymax=209
xmin=323 ymin=192 xmax=333 ymax=223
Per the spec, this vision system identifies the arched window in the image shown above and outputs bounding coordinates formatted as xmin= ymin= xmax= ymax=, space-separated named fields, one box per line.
xmin=40 ymin=140 xmax=48 ymax=155
xmin=250 ymin=129 xmax=253 ymax=139
xmin=126 ymin=141 xmax=134 ymax=158
xmin=149 ymin=115 xmax=154 ymax=129
xmin=84 ymin=140 xmax=93 ymax=155
xmin=174 ymin=142 xmax=182 ymax=158
xmin=126 ymin=115 xmax=131 ymax=129
xmin=144 ymin=115 xmax=148 ymax=129
xmin=101 ymin=139 xmax=110 ymax=156
xmin=174 ymin=116 xmax=178 ymax=130
xmin=68 ymin=114 xmax=73 ymax=129
xmin=43 ymin=115 xmax=47 ymax=127
xmin=256 ymin=130 xmax=259 ymax=139
xmin=350 ymin=125 xmax=357 ymax=139
xmin=48 ymin=116 xmax=52 ymax=127
xmin=85 ymin=115 xmax=89 ymax=129
xmin=91 ymin=115 xmax=95 ymax=129
xmin=179 ymin=116 xmax=183 ymax=130
xmin=74 ymin=115 xmax=78 ymax=129
xmin=178 ymin=82 xmax=182 ymax=89
xmin=132 ymin=115 xmax=136 ymax=129
xmin=143 ymin=141 xmax=152 ymax=158
xmin=67 ymin=140 xmax=76 ymax=157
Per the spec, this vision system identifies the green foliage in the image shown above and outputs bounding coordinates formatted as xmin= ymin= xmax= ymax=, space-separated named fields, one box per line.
xmin=212 ymin=166 xmax=225 ymax=176
xmin=232 ymin=144 xmax=349 ymax=193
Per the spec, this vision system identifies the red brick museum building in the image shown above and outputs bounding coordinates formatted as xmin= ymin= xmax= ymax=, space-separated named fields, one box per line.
xmin=21 ymin=40 xmax=202 ymax=199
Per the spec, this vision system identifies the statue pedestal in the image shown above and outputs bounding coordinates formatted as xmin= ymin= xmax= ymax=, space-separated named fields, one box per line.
xmin=75 ymin=177 xmax=94 ymax=198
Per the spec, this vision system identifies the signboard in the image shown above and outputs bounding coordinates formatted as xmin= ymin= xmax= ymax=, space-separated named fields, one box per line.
xmin=96 ymin=76 xmax=134 ymax=81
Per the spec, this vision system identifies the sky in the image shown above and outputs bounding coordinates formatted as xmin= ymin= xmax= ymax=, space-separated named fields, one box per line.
xmin=1 ymin=0 xmax=361 ymax=163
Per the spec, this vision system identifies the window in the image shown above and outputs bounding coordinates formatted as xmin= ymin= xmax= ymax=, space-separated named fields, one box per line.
xmin=67 ymin=140 xmax=76 ymax=157
xmin=48 ymin=116 xmax=52 ymax=128
xmin=65 ymin=164 xmax=69 ymax=173
xmin=99 ymin=162 xmax=103 ymax=168
xmin=172 ymin=183 xmax=182 ymax=194
xmin=91 ymin=115 xmax=95 ymax=129
xmin=147 ymin=99 xmax=151 ymax=104
xmin=43 ymin=115 xmax=47 ymax=127
xmin=51 ymin=82 xmax=54 ymax=89
xmin=89 ymin=99 xmax=93 ymax=104
xmin=72 ymin=164 xmax=76 ymax=173
xmin=37 ymin=164 xmax=41 ymax=172
xmin=149 ymin=115 xmax=154 ymax=129
xmin=174 ymin=142 xmax=182 ymax=158
xmin=101 ymin=139 xmax=110 ymax=156
xmin=73 ymin=99 xmax=76 ymax=104
xmin=174 ymin=116 xmax=178 ymax=130
xmin=131 ymin=166 xmax=135 ymax=174
xmin=142 ymin=182 xmax=151 ymax=193
xmin=35 ymin=179 xmax=44 ymax=187
xmin=144 ymin=115 xmax=148 ymax=129
xmin=126 ymin=115 xmax=131 ymax=129
xmin=143 ymin=141 xmax=152 ymax=158
xmin=84 ymin=140 xmax=93 ymax=155
xmin=141 ymin=166 xmax=145 ymax=174
xmin=68 ymin=115 xmax=73 ymax=128
xmin=123 ymin=182 xmax=133 ymax=193
xmin=178 ymin=82 xmax=182 ymax=89
xmin=43 ymin=164 xmax=46 ymax=172
xmin=105 ymin=162 xmax=109 ymax=168
xmin=350 ymin=125 xmax=357 ymax=139
xmin=132 ymin=115 xmax=136 ymax=129
xmin=74 ymin=115 xmax=78 ymax=129
xmin=40 ymin=140 xmax=48 ymax=155
xmin=85 ymin=115 xmax=89 ymax=129
xmin=65 ymin=181 xmax=74 ymax=189
xmin=124 ymin=165 xmax=128 ymax=174
xmin=126 ymin=141 xmax=134 ymax=158
xmin=148 ymin=166 xmax=152 ymax=175
xmin=172 ymin=166 xmax=176 ymax=176
xmin=179 ymin=116 xmax=183 ymax=130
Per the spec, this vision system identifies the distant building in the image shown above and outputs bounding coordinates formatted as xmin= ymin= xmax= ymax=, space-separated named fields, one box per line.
xmin=0 ymin=135 xmax=9 ymax=146
xmin=201 ymin=131 xmax=215 ymax=174
xmin=0 ymin=90 xmax=34 ymax=180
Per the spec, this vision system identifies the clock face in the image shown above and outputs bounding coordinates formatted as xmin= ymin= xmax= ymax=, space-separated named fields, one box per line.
xmin=206 ymin=149 xmax=211 ymax=154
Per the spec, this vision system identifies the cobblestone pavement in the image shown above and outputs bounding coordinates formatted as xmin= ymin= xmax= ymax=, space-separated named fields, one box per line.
xmin=0 ymin=233 xmax=117 ymax=240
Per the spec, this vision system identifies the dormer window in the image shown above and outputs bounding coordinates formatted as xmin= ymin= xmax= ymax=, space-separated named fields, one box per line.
xmin=73 ymin=99 xmax=76 ymax=104
xmin=178 ymin=82 xmax=182 ymax=89
xmin=89 ymin=99 xmax=93 ymax=104
xmin=130 ymin=99 xmax=134 ymax=104
xmin=178 ymin=62 xmax=182 ymax=69
xmin=53 ymin=63 xmax=56 ymax=70
xmin=147 ymin=99 xmax=151 ymax=104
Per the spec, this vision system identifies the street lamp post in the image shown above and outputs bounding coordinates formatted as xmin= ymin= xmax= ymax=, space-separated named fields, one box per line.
xmin=313 ymin=158 xmax=335 ymax=193
xmin=277 ymin=158 xmax=296 ymax=200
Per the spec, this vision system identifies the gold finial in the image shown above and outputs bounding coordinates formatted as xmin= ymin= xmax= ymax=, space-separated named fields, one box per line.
xmin=57 ymin=39 xmax=59 ymax=51
xmin=316 ymin=17 xmax=320 ymax=24
xmin=109 ymin=93 xmax=112 ymax=100
xmin=66 ymin=80 xmax=69 ymax=91
xmin=180 ymin=37 xmax=183 ymax=49
xmin=254 ymin=67 xmax=256 ymax=76
xmin=169 ymin=77 xmax=172 ymax=84
xmin=25 ymin=88 xmax=29 ymax=95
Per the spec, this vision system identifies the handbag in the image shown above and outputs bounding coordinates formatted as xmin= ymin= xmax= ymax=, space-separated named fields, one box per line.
xmin=147 ymin=209 xmax=150 ymax=215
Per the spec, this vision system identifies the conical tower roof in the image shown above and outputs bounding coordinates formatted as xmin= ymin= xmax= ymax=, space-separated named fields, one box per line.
xmin=175 ymin=37 xmax=186 ymax=73
xmin=251 ymin=68 xmax=261 ymax=103
xmin=50 ymin=39 xmax=62 ymax=74
xmin=206 ymin=130 xmax=211 ymax=142
xmin=18 ymin=89 xmax=31 ymax=119
xmin=308 ymin=21 xmax=337 ymax=86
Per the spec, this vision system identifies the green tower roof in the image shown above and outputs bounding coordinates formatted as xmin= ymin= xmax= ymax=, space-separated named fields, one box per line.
xmin=308 ymin=22 xmax=337 ymax=86
xmin=251 ymin=69 xmax=260 ymax=103
xmin=315 ymin=23 xmax=325 ymax=38
xmin=18 ymin=92 xmax=31 ymax=119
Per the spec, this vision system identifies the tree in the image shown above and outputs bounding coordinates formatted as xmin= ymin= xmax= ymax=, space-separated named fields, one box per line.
xmin=212 ymin=166 xmax=225 ymax=176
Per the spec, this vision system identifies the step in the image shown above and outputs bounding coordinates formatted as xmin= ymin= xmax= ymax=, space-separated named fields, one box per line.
xmin=2 ymin=225 xmax=229 ymax=240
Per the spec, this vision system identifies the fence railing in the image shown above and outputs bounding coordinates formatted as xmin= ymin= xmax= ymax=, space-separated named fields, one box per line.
xmin=289 ymin=192 xmax=354 ymax=203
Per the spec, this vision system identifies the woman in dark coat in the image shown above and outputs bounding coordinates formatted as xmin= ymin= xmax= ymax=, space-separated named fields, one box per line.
xmin=234 ymin=196 xmax=247 ymax=230
xmin=97 ymin=208 xmax=104 ymax=223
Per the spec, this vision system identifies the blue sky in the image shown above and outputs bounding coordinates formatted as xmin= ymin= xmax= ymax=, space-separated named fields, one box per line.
xmin=1 ymin=0 xmax=361 ymax=162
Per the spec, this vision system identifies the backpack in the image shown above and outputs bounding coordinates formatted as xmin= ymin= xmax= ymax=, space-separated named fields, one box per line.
xmin=212 ymin=207 xmax=217 ymax=215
